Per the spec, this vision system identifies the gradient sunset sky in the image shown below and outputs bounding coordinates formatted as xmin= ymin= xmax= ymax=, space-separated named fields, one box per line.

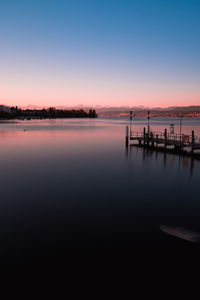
xmin=0 ymin=0 xmax=200 ymax=108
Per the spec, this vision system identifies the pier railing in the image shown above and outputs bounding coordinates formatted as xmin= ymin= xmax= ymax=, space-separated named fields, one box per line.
xmin=125 ymin=125 xmax=200 ymax=155
xmin=130 ymin=130 xmax=200 ymax=147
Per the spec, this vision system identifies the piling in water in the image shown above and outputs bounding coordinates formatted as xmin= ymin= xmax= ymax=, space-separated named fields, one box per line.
xmin=164 ymin=129 xmax=167 ymax=150
xmin=191 ymin=130 xmax=194 ymax=154
xmin=126 ymin=126 xmax=129 ymax=147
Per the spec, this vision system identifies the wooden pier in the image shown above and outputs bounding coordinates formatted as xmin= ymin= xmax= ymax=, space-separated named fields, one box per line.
xmin=126 ymin=126 xmax=200 ymax=157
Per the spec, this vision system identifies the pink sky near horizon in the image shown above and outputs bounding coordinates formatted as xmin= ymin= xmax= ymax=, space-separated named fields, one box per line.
xmin=1 ymin=73 xmax=199 ymax=109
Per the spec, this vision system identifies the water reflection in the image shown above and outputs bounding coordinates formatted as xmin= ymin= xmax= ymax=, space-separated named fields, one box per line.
xmin=160 ymin=225 xmax=200 ymax=243
xmin=128 ymin=144 xmax=199 ymax=178
xmin=0 ymin=118 xmax=200 ymax=266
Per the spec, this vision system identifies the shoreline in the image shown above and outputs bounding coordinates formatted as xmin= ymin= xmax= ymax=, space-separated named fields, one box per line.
xmin=0 ymin=116 xmax=98 ymax=121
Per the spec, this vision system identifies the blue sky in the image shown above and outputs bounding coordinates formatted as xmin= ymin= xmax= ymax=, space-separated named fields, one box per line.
xmin=0 ymin=0 xmax=200 ymax=107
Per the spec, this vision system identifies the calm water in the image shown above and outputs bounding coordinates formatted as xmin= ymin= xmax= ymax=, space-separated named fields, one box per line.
xmin=1 ymin=117 xmax=200 ymax=265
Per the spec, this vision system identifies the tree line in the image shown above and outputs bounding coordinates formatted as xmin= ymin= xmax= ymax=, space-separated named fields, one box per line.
xmin=0 ymin=107 xmax=97 ymax=119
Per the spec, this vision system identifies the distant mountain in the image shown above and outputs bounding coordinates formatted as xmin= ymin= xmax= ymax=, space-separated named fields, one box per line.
xmin=95 ymin=106 xmax=200 ymax=118
xmin=165 ymin=106 xmax=200 ymax=112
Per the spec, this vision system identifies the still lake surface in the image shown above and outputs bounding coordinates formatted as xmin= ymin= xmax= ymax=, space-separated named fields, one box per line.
xmin=0 ymin=117 xmax=200 ymax=264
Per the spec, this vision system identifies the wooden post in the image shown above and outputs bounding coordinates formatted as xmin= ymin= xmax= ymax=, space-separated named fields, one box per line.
xmin=191 ymin=130 xmax=194 ymax=154
xmin=143 ymin=127 xmax=146 ymax=146
xmin=164 ymin=129 xmax=167 ymax=150
xmin=126 ymin=126 xmax=129 ymax=147
xmin=181 ymin=134 xmax=184 ymax=152
xmin=156 ymin=134 xmax=158 ymax=149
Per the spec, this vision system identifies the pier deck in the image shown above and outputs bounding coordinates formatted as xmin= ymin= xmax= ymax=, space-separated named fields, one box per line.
xmin=127 ymin=127 xmax=200 ymax=155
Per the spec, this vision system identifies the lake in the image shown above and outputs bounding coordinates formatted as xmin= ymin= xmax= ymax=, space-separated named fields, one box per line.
xmin=0 ymin=117 xmax=200 ymax=266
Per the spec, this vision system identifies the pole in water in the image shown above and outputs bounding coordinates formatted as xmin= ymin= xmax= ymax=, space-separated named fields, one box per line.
xmin=191 ymin=130 xmax=194 ymax=153
xmin=126 ymin=126 xmax=129 ymax=147
xmin=130 ymin=111 xmax=133 ymax=136
xmin=143 ymin=127 xmax=146 ymax=146
xmin=179 ymin=115 xmax=183 ymax=143
xmin=164 ymin=128 xmax=167 ymax=150
xmin=147 ymin=111 xmax=150 ymax=136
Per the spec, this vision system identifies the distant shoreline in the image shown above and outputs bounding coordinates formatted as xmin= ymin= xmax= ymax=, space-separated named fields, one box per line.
xmin=99 ymin=113 xmax=200 ymax=118
xmin=0 ymin=107 xmax=98 ymax=120
xmin=1 ymin=115 xmax=200 ymax=121
xmin=99 ymin=114 xmax=200 ymax=119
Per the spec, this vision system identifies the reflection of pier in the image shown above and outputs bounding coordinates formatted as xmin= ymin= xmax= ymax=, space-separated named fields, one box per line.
xmin=126 ymin=141 xmax=196 ymax=178
xmin=126 ymin=126 xmax=200 ymax=157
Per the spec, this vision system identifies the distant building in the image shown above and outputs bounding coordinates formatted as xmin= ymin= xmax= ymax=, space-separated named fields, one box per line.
xmin=0 ymin=105 xmax=11 ymax=113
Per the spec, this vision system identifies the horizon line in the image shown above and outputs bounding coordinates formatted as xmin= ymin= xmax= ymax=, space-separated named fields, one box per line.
xmin=1 ymin=104 xmax=200 ymax=110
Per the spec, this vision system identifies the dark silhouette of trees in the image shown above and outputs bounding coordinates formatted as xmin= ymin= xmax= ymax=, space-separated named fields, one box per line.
xmin=0 ymin=107 xmax=97 ymax=120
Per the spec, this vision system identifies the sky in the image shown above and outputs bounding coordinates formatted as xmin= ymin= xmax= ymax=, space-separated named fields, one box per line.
xmin=0 ymin=0 xmax=200 ymax=108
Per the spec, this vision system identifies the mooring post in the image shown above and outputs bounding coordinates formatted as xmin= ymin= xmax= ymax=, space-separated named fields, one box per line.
xmin=191 ymin=130 xmax=194 ymax=154
xmin=146 ymin=126 xmax=149 ymax=146
xmin=156 ymin=134 xmax=158 ymax=149
xmin=143 ymin=127 xmax=146 ymax=146
xmin=126 ymin=126 xmax=129 ymax=147
xmin=164 ymin=129 xmax=167 ymax=150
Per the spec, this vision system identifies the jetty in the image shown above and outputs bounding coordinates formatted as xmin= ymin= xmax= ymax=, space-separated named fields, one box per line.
xmin=125 ymin=122 xmax=200 ymax=158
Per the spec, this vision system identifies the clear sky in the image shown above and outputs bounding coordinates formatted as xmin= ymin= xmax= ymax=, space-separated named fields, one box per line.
xmin=0 ymin=0 xmax=200 ymax=108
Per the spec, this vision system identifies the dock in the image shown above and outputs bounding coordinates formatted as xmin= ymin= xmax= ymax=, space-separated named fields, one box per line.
xmin=126 ymin=126 xmax=200 ymax=157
